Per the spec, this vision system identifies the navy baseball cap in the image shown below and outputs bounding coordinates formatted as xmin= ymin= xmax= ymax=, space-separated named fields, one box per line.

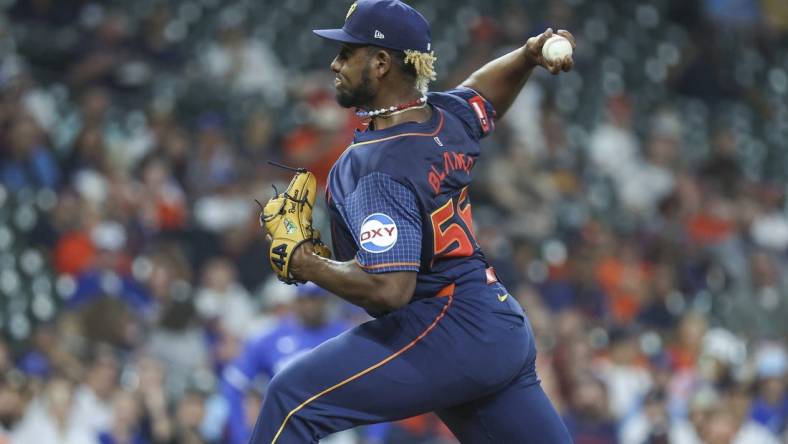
xmin=313 ymin=0 xmax=432 ymax=53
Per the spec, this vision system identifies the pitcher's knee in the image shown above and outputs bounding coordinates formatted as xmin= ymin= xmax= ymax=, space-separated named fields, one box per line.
xmin=256 ymin=368 xmax=329 ymax=442
xmin=262 ymin=369 xmax=302 ymax=419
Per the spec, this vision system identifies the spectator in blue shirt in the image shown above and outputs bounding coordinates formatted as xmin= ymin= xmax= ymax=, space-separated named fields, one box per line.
xmin=1 ymin=115 xmax=60 ymax=192
xmin=750 ymin=345 xmax=788 ymax=435
xmin=220 ymin=282 xmax=351 ymax=444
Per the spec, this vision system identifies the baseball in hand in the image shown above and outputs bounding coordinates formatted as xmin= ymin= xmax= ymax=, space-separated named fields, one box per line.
xmin=542 ymin=35 xmax=573 ymax=62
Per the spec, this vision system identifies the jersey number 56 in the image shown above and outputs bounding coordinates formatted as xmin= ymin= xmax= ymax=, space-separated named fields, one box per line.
xmin=430 ymin=187 xmax=477 ymax=265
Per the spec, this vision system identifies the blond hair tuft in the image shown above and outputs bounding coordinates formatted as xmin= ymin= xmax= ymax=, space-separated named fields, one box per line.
xmin=403 ymin=50 xmax=437 ymax=93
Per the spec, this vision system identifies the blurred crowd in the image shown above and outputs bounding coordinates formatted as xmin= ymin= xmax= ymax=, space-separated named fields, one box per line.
xmin=0 ymin=0 xmax=787 ymax=443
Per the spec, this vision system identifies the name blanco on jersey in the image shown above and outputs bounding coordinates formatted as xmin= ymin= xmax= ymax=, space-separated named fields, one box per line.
xmin=359 ymin=213 xmax=398 ymax=253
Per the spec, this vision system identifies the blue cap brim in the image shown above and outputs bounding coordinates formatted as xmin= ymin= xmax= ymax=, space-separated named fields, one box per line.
xmin=313 ymin=28 xmax=368 ymax=45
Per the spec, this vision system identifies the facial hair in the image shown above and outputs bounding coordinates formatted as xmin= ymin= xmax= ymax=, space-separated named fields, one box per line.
xmin=336 ymin=66 xmax=376 ymax=109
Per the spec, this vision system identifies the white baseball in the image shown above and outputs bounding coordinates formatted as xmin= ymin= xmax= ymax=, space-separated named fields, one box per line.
xmin=541 ymin=35 xmax=573 ymax=62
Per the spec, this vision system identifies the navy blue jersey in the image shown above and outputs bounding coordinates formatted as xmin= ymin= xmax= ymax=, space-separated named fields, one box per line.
xmin=327 ymin=87 xmax=496 ymax=301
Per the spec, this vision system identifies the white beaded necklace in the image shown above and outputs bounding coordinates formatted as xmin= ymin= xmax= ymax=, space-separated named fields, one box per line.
xmin=356 ymin=96 xmax=428 ymax=118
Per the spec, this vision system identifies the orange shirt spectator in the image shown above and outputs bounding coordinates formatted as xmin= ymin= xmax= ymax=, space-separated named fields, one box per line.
xmin=596 ymin=256 xmax=651 ymax=324
xmin=54 ymin=231 xmax=96 ymax=275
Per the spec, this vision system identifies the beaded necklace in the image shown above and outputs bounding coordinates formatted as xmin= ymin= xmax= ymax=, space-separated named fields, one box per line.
xmin=355 ymin=96 xmax=428 ymax=118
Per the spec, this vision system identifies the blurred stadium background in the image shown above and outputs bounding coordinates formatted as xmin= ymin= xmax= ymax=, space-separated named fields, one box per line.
xmin=0 ymin=0 xmax=787 ymax=443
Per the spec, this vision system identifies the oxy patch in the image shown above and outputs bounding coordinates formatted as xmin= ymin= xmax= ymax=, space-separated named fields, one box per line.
xmin=359 ymin=213 xmax=398 ymax=253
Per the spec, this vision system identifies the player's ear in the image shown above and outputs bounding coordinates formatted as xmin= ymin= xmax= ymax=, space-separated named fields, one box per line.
xmin=370 ymin=48 xmax=392 ymax=79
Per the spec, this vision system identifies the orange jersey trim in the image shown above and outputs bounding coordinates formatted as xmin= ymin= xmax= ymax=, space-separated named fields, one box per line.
xmin=436 ymin=283 xmax=455 ymax=298
xmin=346 ymin=110 xmax=445 ymax=150
xmin=270 ymin=287 xmax=455 ymax=443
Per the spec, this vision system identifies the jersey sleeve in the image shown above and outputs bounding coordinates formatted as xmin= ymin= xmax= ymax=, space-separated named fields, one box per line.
xmin=427 ymin=86 xmax=496 ymax=140
xmin=341 ymin=172 xmax=422 ymax=273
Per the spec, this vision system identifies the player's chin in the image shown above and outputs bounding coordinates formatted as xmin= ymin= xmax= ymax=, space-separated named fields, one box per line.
xmin=335 ymin=91 xmax=356 ymax=109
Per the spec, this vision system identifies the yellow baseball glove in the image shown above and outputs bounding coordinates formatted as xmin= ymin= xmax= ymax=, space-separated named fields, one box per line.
xmin=259 ymin=167 xmax=331 ymax=284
